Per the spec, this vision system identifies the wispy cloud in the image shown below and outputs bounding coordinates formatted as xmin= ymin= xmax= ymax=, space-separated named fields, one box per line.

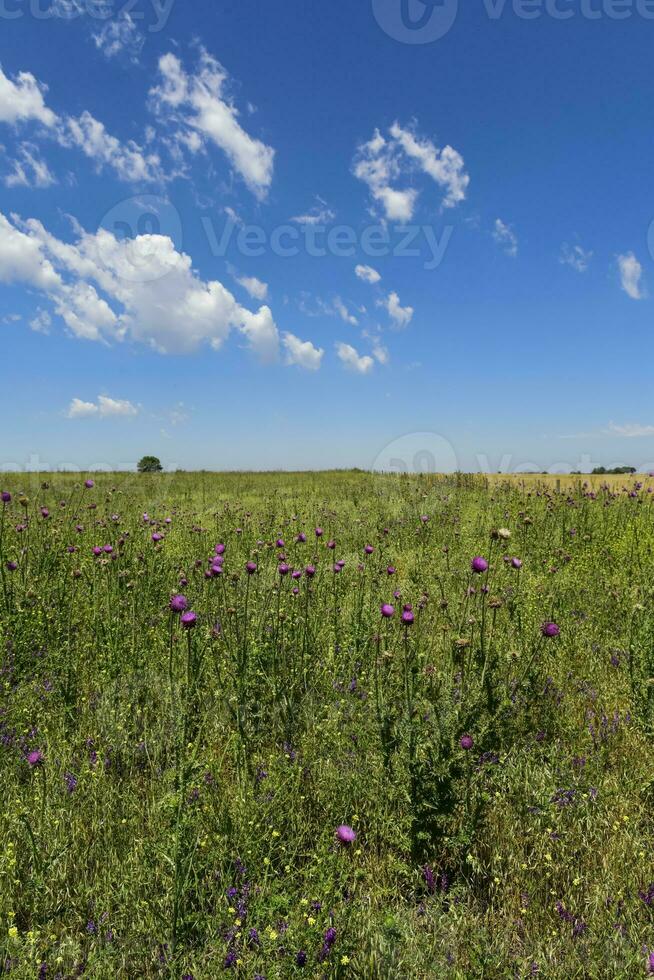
xmin=560 ymin=242 xmax=592 ymax=272
xmin=493 ymin=218 xmax=518 ymax=257
xmin=617 ymin=252 xmax=645 ymax=300
xmin=66 ymin=395 xmax=140 ymax=419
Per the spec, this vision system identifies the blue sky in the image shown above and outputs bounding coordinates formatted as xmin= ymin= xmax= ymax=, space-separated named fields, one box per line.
xmin=1 ymin=0 xmax=653 ymax=472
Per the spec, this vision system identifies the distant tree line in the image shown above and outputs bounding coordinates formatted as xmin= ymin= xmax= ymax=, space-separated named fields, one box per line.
xmin=591 ymin=466 xmax=636 ymax=475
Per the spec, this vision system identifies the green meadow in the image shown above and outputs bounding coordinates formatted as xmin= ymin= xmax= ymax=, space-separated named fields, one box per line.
xmin=1 ymin=471 xmax=653 ymax=978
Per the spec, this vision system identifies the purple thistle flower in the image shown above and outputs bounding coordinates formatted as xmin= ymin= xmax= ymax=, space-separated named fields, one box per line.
xmin=402 ymin=610 xmax=415 ymax=626
xmin=64 ymin=772 xmax=78 ymax=794
xmin=27 ymin=749 xmax=44 ymax=767
xmin=296 ymin=950 xmax=307 ymax=967
xmin=336 ymin=824 xmax=356 ymax=844
xmin=318 ymin=927 xmax=337 ymax=962
xmin=381 ymin=603 xmax=395 ymax=618
xmin=180 ymin=611 xmax=197 ymax=630
xmin=278 ymin=563 xmax=290 ymax=576
xmin=364 ymin=545 xmax=374 ymax=554
xmin=305 ymin=564 xmax=316 ymax=577
xmin=169 ymin=595 xmax=188 ymax=613
xmin=276 ymin=539 xmax=285 ymax=548
xmin=1 ymin=491 xmax=11 ymax=504
xmin=387 ymin=565 xmax=396 ymax=575
xmin=459 ymin=735 xmax=474 ymax=751
xmin=84 ymin=479 xmax=95 ymax=489
xmin=541 ymin=622 xmax=561 ymax=638
xmin=315 ymin=527 xmax=323 ymax=537
xmin=6 ymin=561 xmax=17 ymax=572
xmin=471 ymin=556 xmax=488 ymax=573
xmin=152 ymin=533 xmax=163 ymax=543
xmin=511 ymin=557 xmax=522 ymax=569
xmin=296 ymin=532 xmax=307 ymax=543
xmin=246 ymin=561 xmax=257 ymax=575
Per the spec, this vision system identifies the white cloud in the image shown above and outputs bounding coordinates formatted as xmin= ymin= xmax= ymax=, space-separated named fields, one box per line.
xmin=353 ymin=123 xmax=468 ymax=221
xmin=150 ymin=50 xmax=275 ymax=198
xmin=354 ymin=130 xmax=416 ymax=221
xmin=4 ymin=143 xmax=56 ymax=188
xmin=372 ymin=342 xmax=389 ymax=365
xmin=607 ymin=421 xmax=654 ymax=438
xmin=283 ymin=331 xmax=324 ymax=371
xmin=493 ymin=219 xmax=518 ymax=257
xmin=234 ymin=272 xmax=268 ymax=301
xmin=355 ymin=263 xmax=381 ymax=284
xmin=66 ymin=394 xmax=139 ymax=419
xmin=238 ymin=306 xmax=280 ymax=363
xmin=378 ymin=290 xmax=413 ymax=328
xmin=389 ymin=122 xmax=469 ymax=208
xmin=0 ymin=63 xmax=161 ymax=184
xmin=61 ymin=111 xmax=162 ymax=183
xmin=0 ymin=64 xmax=57 ymax=127
xmin=29 ymin=308 xmax=51 ymax=334
xmin=333 ymin=297 xmax=358 ymax=326
xmin=93 ymin=13 xmax=144 ymax=62
xmin=560 ymin=242 xmax=592 ymax=273
xmin=291 ymin=198 xmax=335 ymax=225
xmin=617 ymin=252 xmax=645 ymax=300
xmin=336 ymin=341 xmax=374 ymax=374
xmin=0 ymin=212 xmax=62 ymax=291
xmin=0 ymin=209 xmax=319 ymax=368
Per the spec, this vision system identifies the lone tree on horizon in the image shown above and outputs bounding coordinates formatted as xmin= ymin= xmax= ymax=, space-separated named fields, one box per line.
xmin=137 ymin=455 xmax=163 ymax=473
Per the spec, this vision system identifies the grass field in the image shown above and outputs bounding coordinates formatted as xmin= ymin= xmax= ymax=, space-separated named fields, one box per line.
xmin=1 ymin=470 xmax=654 ymax=978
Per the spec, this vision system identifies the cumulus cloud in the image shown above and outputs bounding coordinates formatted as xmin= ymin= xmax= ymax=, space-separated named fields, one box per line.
xmin=617 ymin=252 xmax=645 ymax=300
xmin=389 ymin=122 xmax=469 ymax=208
xmin=560 ymin=242 xmax=592 ymax=273
xmin=233 ymin=272 xmax=268 ymax=301
xmin=66 ymin=394 xmax=139 ymax=419
xmin=493 ymin=219 xmax=518 ymax=257
xmin=378 ymin=290 xmax=413 ymax=328
xmin=0 ymin=64 xmax=57 ymax=127
xmin=0 ymin=209 xmax=319 ymax=368
xmin=354 ymin=123 xmax=468 ymax=221
xmin=150 ymin=49 xmax=275 ymax=198
xmin=283 ymin=331 xmax=324 ymax=371
xmin=355 ymin=263 xmax=381 ymax=284
xmin=336 ymin=341 xmax=374 ymax=374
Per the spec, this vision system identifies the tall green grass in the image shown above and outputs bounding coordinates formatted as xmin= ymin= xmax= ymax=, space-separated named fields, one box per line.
xmin=0 ymin=471 xmax=653 ymax=978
